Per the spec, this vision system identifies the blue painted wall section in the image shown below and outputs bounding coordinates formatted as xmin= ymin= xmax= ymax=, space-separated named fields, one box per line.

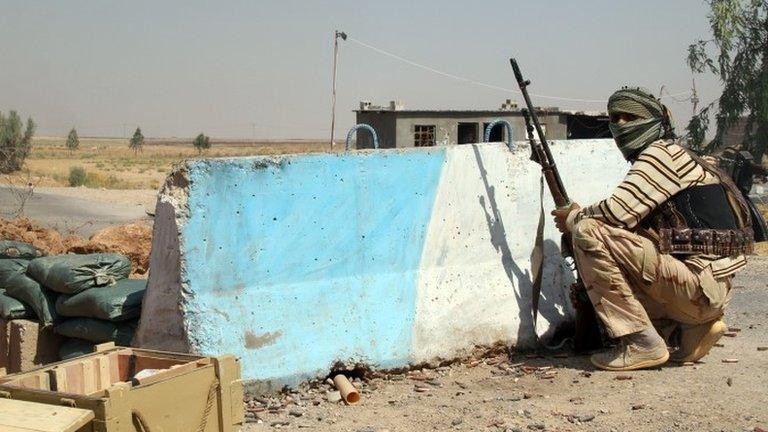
xmin=181 ymin=150 xmax=446 ymax=384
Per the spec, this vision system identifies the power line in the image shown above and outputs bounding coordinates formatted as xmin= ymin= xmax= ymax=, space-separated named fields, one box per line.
xmin=347 ymin=36 xmax=692 ymax=104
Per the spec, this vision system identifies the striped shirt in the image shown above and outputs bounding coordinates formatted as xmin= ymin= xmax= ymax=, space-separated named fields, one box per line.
xmin=566 ymin=140 xmax=747 ymax=278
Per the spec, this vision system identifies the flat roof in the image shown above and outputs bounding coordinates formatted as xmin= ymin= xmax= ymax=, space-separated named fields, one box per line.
xmin=354 ymin=108 xmax=564 ymax=114
xmin=354 ymin=108 xmax=608 ymax=116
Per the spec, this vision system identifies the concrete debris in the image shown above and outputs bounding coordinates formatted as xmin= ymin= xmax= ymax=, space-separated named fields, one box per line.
xmin=565 ymin=413 xmax=595 ymax=423
xmin=326 ymin=391 xmax=342 ymax=403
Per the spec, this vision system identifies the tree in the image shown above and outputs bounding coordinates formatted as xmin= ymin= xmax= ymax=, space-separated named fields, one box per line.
xmin=129 ymin=127 xmax=144 ymax=155
xmin=686 ymin=0 xmax=768 ymax=162
xmin=193 ymin=133 xmax=211 ymax=154
xmin=66 ymin=127 xmax=80 ymax=152
xmin=0 ymin=110 xmax=36 ymax=174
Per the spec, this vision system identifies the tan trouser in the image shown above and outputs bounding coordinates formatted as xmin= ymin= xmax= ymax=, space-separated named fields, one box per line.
xmin=571 ymin=219 xmax=731 ymax=338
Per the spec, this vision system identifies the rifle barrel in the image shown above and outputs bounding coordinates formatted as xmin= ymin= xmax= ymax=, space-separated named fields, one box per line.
xmin=510 ymin=58 xmax=570 ymax=206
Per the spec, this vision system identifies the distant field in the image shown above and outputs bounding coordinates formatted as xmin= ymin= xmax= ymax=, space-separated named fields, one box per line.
xmin=5 ymin=136 xmax=333 ymax=190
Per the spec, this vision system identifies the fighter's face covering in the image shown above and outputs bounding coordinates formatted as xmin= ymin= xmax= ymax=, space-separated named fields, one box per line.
xmin=608 ymin=117 xmax=664 ymax=161
xmin=607 ymin=88 xmax=670 ymax=161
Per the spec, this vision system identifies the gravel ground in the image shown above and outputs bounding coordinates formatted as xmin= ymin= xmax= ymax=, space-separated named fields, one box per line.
xmin=242 ymin=257 xmax=768 ymax=432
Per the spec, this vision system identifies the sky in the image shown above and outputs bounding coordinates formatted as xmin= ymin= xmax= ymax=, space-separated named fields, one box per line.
xmin=0 ymin=1 xmax=722 ymax=140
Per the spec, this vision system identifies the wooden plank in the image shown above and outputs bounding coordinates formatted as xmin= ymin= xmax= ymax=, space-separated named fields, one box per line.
xmin=95 ymin=356 xmax=110 ymax=391
xmin=213 ymin=355 xmax=243 ymax=432
xmin=81 ymin=360 xmax=95 ymax=395
xmin=0 ymin=398 xmax=94 ymax=432
xmin=106 ymin=352 xmax=120 ymax=385
xmin=49 ymin=368 xmax=68 ymax=393
xmin=116 ymin=353 xmax=133 ymax=382
xmin=94 ymin=342 xmax=115 ymax=352
xmin=19 ymin=372 xmax=49 ymax=391
xmin=134 ymin=355 xmax=188 ymax=371
xmin=61 ymin=362 xmax=84 ymax=394
xmin=132 ymin=361 xmax=200 ymax=386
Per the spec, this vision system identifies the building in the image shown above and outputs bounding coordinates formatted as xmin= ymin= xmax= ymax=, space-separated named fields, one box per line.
xmin=353 ymin=100 xmax=610 ymax=149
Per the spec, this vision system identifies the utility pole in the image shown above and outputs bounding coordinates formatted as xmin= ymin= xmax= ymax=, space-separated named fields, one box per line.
xmin=330 ymin=30 xmax=347 ymax=150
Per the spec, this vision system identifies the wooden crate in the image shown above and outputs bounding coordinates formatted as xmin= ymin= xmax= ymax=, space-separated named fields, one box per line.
xmin=0 ymin=343 xmax=244 ymax=432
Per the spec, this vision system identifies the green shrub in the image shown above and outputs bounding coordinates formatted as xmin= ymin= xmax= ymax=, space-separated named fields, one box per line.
xmin=0 ymin=111 xmax=36 ymax=173
xmin=68 ymin=166 xmax=87 ymax=186
xmin=66 ymin=128 xmax=80 ymax=151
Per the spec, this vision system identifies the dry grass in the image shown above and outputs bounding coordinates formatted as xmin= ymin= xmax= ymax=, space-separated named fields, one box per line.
xmin=4 ymin=136 xmax=332 ymax=190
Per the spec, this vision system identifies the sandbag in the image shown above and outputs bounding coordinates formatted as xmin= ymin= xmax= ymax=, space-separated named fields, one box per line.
xmin=0 ymin=290 xmax=33 ymax=319
xmin=59 ymin=338 xmax=96 ymax=361
xmin=4 ymin=273 xmax=57 ymax=326
xmin=0 ymin=240 xmax=43 ymax=259
xmin=55 ymin=318 xmax=136 ymax=345
xmin=0 ymin=258 xmax=29 ymax=285
xmin=56 ymin=278 xmax=145 ymax=321
xmin=26 ymin=253 xmax=131 ymax=295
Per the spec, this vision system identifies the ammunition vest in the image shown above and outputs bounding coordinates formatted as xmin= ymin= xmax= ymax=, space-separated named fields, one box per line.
xmin=639 ymin=147 xmax=754 ymax=256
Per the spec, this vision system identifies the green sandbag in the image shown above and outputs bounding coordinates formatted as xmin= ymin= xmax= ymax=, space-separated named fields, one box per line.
xmin=0 ymin=290 xmax=33 ymax=319
xmin=4 ymin=273 xmax=58 ymax=326
xmin=59 ymin=338 xmax=96 ymax=361
xmin=55 ymin=318 xmax=136 ymax=345
xmin=56 ymin=278 xmax=146 ymax=321
xmin=0 ymin=258 xmax=29 ymax=285
xmin=0 ymin=240 xmax=42 ymax=259
xmin=26 ymin=253 xmax=131 ymax=295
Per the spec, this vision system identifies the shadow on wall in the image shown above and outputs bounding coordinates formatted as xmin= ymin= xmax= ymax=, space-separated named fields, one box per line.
xmin=471 ymin=145 xmax=574 ymax=349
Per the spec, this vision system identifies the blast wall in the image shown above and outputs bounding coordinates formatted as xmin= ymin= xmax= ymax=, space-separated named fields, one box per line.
xmin=134 ymin=140 xmax=628 ymax=389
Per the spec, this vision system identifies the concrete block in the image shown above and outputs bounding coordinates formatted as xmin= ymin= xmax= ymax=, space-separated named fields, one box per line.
xmin=135 ymin=140 xmax=628 ymax=389
xmin=7 ymin=319 xmax=63 ymax=373
xmin=0 ymin=319 xmax=8 ymax=374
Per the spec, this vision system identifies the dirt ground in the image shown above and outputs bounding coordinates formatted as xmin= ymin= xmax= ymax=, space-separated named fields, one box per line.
xmin=242 ymin=258 xmax=768 ymax=432
xmin=0 ymin=217 xmax=151 ymax=276
xmin=4 ymin=136 xmax=332 ymax=190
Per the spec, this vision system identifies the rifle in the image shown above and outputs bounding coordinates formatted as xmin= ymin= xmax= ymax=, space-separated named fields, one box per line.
xmin=509 ymin=58 xmax=603 ymax=353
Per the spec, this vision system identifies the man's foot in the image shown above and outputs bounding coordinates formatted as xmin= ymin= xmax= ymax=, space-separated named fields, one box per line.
xmin=670 ymin=319 xmax=727 ymax=363
xmin=590 ymin=328 xmax=669 ymax=371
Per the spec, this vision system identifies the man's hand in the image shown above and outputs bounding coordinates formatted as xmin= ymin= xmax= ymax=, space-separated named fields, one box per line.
xmin=551 ymin=202 xmax=580 ymax=233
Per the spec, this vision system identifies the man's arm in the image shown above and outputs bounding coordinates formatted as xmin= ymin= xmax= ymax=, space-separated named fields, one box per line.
xmin=565 ymin=141 xmax=684 ymax=232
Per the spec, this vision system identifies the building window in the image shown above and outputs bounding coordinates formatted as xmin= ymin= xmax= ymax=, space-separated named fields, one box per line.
xmin=458 ymin=123 xmax=479 ymax=144
xmin=414 ymin=125 xmax=436 ymax=147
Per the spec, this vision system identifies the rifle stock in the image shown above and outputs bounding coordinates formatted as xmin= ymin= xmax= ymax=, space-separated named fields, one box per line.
xmin=511 ymin=58 xmax=603 ymax=353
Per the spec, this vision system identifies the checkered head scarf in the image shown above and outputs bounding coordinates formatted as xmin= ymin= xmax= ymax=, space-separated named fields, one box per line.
xmin=607 ymin=87 xmax=674 ymax=161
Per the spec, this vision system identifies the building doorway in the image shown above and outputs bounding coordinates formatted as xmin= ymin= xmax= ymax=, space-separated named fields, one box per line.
xmin=457 ymin=123 xmax=479 ymax=144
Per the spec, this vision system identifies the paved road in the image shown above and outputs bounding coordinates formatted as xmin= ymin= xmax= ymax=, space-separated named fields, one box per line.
xmin=0 ymin=187 xmax=151 ymax=237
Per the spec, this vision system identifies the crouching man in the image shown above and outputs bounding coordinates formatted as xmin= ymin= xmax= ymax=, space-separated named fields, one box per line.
xmin=553 ymin=87 xmax=754 ymax=371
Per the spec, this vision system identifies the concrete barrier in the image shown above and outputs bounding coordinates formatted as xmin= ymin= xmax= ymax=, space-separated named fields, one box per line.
xmin=135 ymin=139 xmax=628 ymax=390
